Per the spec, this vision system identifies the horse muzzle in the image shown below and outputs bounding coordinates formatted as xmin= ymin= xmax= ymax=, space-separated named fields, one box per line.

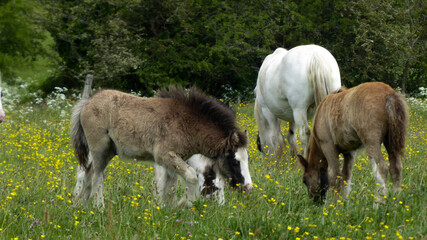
xmin=240 ymin=183 xmax=253 ymax=194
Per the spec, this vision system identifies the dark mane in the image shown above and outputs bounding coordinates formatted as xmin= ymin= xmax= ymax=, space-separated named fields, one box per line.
xmin=158 ymin=86 xmax=241 ymax=139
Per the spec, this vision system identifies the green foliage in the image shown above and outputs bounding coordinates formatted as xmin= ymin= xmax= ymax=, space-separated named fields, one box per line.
xmin=1 ymin=0 xmax=426 ymax=97
xmin=0 ymin=0 xmax=49 ymax=82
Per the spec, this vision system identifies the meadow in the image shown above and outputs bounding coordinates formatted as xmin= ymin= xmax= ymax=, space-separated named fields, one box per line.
xmin=0 ymin=88 xmax=425 ymax=240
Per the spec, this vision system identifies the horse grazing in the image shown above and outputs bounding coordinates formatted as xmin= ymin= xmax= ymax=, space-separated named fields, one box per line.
xmin=298 ymin=82 xmax=409 ymax=203
xmin=155 ymin=153 xmax=232 ymax=205
xmin=255 ymin=45 xmax=341 ymax=157
xmin=154 ymin=101 xmax=245 ymax=205
xmin=71 ymin=86 xmax=252 ymax=208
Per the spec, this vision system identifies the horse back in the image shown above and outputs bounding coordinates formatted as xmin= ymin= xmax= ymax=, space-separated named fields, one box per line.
xmin=80 ymin=90 xmax=194 ymax=159
xmin=313 ymin=82 xmax=398 ymax=150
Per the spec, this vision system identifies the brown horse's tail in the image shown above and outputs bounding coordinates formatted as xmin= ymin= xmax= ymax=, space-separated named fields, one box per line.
xmin=385 ymin=92 xmax=409 ymax=157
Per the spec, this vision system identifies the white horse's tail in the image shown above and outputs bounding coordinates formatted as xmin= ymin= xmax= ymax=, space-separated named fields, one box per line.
xmin=308 ymin=52 xmax=334 ymax=106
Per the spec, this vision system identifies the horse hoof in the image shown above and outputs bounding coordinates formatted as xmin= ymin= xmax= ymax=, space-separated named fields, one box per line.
xmin=177 ymin=199 xmax=193 ymax=209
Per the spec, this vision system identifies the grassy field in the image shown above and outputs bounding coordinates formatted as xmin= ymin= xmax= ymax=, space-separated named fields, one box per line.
xmin=0 ymin=91 xmax=425 ymax=240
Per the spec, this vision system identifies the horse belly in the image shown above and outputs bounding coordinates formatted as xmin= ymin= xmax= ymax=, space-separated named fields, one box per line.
xmin=108 ymin=125 xmax=156 ymax=161
xmin=262 ymin=94 xmax=295 ymax=121
xmin=335 ymin=129 xmax=362 ymax=151
xmin=117 ymin=145 xmax=154 ymax=161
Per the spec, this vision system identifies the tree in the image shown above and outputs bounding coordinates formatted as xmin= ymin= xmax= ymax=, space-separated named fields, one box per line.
xmin=340 ymin=0 xmax=426 ymax=92
xmin=0 ymin=0 xmax=47 ymax=82
xmin=38 ymin=0 xmax=426 ymax=97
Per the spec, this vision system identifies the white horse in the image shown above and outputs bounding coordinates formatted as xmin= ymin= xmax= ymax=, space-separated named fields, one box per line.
xmin=155 ymin=154 xmax=227 ymax=205
xmin=255 ymin=45 xmax=341 ymax=158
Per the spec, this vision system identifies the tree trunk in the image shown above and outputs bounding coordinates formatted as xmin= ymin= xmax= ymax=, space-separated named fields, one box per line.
xmin=401 ymin=60 xmax=409 ymax=94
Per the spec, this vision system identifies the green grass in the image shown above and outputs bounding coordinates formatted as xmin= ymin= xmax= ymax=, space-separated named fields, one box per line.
xmin=0 ymin=98 xmax=425 ymax=240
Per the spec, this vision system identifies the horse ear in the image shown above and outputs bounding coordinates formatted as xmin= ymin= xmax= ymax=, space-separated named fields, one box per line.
xmin=229 ymin=132 xmax=240 ymax=151
xmin=297 ymin=155 xmax=308 ymax=171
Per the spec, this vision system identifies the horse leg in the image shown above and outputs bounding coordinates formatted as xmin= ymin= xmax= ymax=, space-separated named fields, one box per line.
xmin=255 ymin=103 xmax=284 ymax=157
xmin=366 ymin=144 xmax=388 ymax=201
xmin=287 ymin=122 xmax=297 ymax=158
xmin=73 ymin=165 xmax=86 ymax=198
xmin=318 ymin=142 xmax=340 ymax=197
xmin=154 ymin=164 xmax=178 ymax=206
xmin=293 ymin=109 xmax=310 ymax=157
xmin=90 ymin=139 xmax=115 ymax=209
xmin=384 ymin=142 xmax=403 ymax=194
xmin=214 ymin=176 xmax=225 ymax=205
xmin=341 ymin=151 xmax=356 ymax=198
xmin=155 ymin=150 xmax=197 ymax=208
xmin=73 ymin=152 xmax=93 ymax=206
xmin=74 ymin=151 xmax=93 ymax=198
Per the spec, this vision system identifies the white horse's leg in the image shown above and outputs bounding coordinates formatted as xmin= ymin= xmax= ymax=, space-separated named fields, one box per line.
xmin=293 ymin=109 xmax=311 ymax=157
xmin=156 ymin=151 xmax=197 ymax=208
xmin=196 ymin=172 xmax=204 ymax=199
xmin=287 ymin=122 xmax=297 ymax=157
xmin=255 ymin=103 xmax=284 ymax=157
xmin=214 ymin=176 xmax=225 ymax=205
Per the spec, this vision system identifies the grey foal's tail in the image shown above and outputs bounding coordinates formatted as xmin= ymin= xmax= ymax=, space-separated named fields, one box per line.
xmin=70 ymin=75 xmax=93 ymax=171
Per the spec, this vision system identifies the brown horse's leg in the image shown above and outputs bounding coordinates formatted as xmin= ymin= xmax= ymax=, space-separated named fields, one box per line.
xmin=366 ymin=144 xmax=388 ymax=199
xmin=341 ymin=151 xmax=356 ymax=198
xmin=384 ymin=142 xmax=403 ymax=193
xmin=155 ymin=150 xmax=197 ymax=208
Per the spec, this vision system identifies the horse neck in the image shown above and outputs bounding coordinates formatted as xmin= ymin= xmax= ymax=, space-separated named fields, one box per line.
xmin=190 ymin=123 xmax=228 ymax=158
xmin=307 ymin=136 xmax=326 ymax=170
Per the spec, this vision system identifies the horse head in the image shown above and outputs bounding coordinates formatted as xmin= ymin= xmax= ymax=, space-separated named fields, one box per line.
xmin=215 ymin=131 xmax=253 ymax=193
xmin=298 ymin=155 xmax=329 ymax=203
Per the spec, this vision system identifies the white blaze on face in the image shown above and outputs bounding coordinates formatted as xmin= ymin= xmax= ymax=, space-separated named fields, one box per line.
xmin=235 ymin=147 xmax=253 ymax=191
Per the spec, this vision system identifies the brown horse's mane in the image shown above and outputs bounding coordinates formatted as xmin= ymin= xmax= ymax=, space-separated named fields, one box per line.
xmin=158 ymin=86 xmax=247 ymax=147
xmin=332 ymin=86 xmax=347 ymax=94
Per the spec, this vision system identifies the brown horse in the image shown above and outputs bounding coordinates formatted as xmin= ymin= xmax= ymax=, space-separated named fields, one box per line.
xmin=71 ymin=86 xmax=252 ymax=208
xmin=298 ymin=82 xmax=409 ymax=203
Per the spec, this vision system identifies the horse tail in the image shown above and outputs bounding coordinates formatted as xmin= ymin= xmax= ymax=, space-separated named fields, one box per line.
xmin=308 ymin=52 xmax=334 ymax=107
xmin=385 ymin=92 xmax=409 ymax=157
xmin=71 ymin=75 xmax=93 ymax=171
